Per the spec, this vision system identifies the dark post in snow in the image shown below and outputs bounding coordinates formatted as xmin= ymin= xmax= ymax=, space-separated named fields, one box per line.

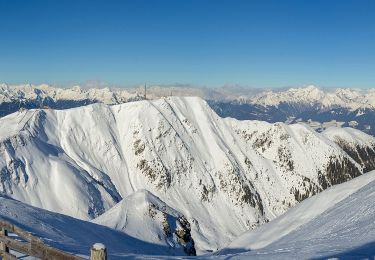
xmin=0 ymin=227 xmax=10 ymax=253
xmin=90 ymin=243 xmax=107 ymax=260
xmin=144 ymin=83 xmax=147 ymax=100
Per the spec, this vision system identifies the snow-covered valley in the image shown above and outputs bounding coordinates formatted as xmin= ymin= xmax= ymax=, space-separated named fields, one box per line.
xmin=1 ymin=96 xmax=375 ymax=258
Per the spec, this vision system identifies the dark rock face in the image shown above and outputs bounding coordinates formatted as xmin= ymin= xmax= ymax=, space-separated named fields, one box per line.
xmin=175 ymin=216 xmax=196 ymax=256
xmin=150 ymin=203 xmax=196 ymax=256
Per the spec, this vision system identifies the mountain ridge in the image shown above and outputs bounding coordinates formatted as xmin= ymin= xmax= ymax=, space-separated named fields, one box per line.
xmin=1 ymin=96 xmax=375 ymax=254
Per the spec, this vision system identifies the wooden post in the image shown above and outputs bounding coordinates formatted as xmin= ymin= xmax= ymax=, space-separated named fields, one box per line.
xmin=0 ymin=227 xmax=10 ymax=253
xmin=90 ymin=243 xmax=107 ymax=260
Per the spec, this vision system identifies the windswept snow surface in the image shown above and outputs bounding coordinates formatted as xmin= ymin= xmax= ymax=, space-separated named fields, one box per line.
xmin=1 ymin=96 xmax=375 ymax=254
xmin=216 ymin=170 xmax=375 ymax=259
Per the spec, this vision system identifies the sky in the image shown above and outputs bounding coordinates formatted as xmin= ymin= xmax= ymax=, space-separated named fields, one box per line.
xmin=0 ymin=0 xmax=374 ymax=88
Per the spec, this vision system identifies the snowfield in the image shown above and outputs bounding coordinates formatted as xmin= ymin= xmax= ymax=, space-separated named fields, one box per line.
xmin=1 ymin=96 xmax=375 ymax=257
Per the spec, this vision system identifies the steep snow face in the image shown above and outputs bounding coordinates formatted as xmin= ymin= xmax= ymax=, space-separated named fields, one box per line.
xmin=0 ymin=96 xmax=373 ymax=253
xmin=93 ymin=190 xmax=196 ymax=255
xmin=219 ymin=170 xmax=375 ymax=259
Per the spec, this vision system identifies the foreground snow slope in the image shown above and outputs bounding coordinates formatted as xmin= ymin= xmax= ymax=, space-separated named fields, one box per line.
xmin=1 ymin=96 xmax=375 ymax=253
xmin=216 ymin=170 xmax=375 ymax=259
xmin=0 ymin=195 xmax=187 ymax=258
xmin=3 ymin=169 xmax=375 ymax=260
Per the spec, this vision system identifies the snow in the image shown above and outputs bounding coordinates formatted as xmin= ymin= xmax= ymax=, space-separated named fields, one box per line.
xmin=323 ymin=126 xmax=375 ymax=147
xmin=2 ymin=83 xmax=375 ymax=112
xmin=214 ymin=170 xmax=375 ymax=259
xmin=222 ymin=170 xmax=375 ymax=252
xmin=3 ymin=169 xmax=375 ymax=259
xmin=0 ymin=83 xmax=139 ymax=104
xmin=92 ymin=190 xmax=192 ymax=253
xmin=1 ymin=96 xmax=375 ymax=256
xmin=0 ymin=195 xmax=188 ymax=258
xmin=92 ymin=243 xmax=106 ymax=250
xmin=247 ymin=85 xmax=375 ymax=110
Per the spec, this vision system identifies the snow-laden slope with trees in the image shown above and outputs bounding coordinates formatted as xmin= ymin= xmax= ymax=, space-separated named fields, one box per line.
xmin=1 ymin=96 xmax=375 ymax=254
xmin=218 ymin=170 xmax=375 ymax=259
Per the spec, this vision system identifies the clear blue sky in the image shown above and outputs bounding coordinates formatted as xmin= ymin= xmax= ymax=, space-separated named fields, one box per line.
xmin=0 ymin=0 xmax=374 ymax=88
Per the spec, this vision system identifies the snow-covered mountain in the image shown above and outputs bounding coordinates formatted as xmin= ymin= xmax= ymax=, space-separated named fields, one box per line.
xmin=0 ymin=83 xmax=143 ymax=118
xmin=245 ymin=85 xmax=375 ymax=110
xmin=1 ymin=96 xmax=375 ymax=255
xmin=0 ymin=83 xmax=206 ymax=117
xmin=211 ymin=85 xmax=375 ymax=136
xmin=3 ymin=83 xmax=375 ymax=136
xmin=218 ymin=169 xmax=375 ymax=259
xmin=0 ymin=83 xmax=140 ymax=105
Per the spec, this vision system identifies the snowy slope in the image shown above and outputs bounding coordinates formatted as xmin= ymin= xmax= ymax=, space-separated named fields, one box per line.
xmin=226 ymin=118 xmax=375 ymax=215
xmin=0 ymin=97 xmax=267 ymax=252
xmin=323 ymin=127 xmax=375 ymax=172
xmin=93 ymin=190 xmax=196 ymax=255
xmin=0 ymin=194 xmax=191 ymax=258
xmin=3 ymin=169 xmax=375 ymax=260
xmin=1 ymin=96 xmax=374 ymax=254
xmin=217 ymin=170 xmax=375 ymax=259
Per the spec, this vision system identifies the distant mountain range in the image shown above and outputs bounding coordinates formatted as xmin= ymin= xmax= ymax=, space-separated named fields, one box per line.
xmin=1 ymin=84 xmax=375 ymax=136
xmin=209 ymin=85 xmax=375 ymax=136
